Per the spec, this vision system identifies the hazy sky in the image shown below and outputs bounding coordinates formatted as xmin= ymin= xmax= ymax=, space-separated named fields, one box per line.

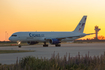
xmin=0 ymin=0 xmax=105 ymax=41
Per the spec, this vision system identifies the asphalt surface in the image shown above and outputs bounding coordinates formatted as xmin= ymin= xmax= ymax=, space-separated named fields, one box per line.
xmin=0 ymin=43 xmax=105 ymax=64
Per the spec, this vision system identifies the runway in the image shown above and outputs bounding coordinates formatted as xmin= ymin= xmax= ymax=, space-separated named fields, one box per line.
xmin=0 ymin=43 xmax=105 ymax=64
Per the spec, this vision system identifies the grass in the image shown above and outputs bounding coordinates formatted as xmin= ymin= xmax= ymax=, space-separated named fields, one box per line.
xmin=0 ymin=42 xmax=28 ymax=47
xmin=0 ymin=50 xmax=35 ymax=54
xmin=0 ymin=52 xmax=105 ymax=70
xmin=0 ymin=42 xmax=44 ymax=47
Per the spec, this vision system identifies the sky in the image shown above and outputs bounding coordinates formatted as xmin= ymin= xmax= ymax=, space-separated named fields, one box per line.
xmin=0 ymin=0 xmax=105 ymax=41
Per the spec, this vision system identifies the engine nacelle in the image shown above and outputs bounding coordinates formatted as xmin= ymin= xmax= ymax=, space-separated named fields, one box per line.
xmin=49 ymin=39 xmax=61 ymax=44
xmin=27 ymin=41 xmax=38 ymax=45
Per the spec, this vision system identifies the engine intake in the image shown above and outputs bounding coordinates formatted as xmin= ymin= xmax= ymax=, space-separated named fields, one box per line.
xmin=49 ymin=39 xmax=60 ymax=44
xmin=27 ymin=41 xmax=38 ymax=45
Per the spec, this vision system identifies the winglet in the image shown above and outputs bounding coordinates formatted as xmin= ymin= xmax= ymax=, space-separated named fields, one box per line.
xmin=73 ymin=16 xmax=87 ymax=33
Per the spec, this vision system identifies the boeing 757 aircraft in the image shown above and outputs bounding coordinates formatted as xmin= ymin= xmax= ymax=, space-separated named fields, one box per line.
xmin=9 ymin=16 xmax=93 ymax=48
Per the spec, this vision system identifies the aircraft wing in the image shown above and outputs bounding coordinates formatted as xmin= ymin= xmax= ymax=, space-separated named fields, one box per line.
xmin=46 ymin=33 xmax=95 ymax=40
xmin=56 ymin=35 xmax=86 ymax=40
xmin=45 ymin=35 xmax=85 ymax=40
xmin=85 ymin=33 xmax=95 ymax=35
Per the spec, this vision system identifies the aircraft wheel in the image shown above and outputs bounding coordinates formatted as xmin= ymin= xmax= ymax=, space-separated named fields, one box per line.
xmin=43 ymin=44 xmax=48 ymax=47
xmin=55 ymin=44 xmax=61 ymax=47
xmin=18 ymin=45 xmax=21 ymax=48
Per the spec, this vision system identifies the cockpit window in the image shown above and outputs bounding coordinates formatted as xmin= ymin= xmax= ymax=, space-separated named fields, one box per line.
xmin=12 ymin=35 xmax=17 ymax=37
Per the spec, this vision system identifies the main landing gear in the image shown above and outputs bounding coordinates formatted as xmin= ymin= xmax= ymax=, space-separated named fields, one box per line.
xmin=17 ymin=41 xmax=21 ymax=48
xmin=43 ymin=42 xmax=61 ymax=47
xmin=55 ymin=44 xmax=61 ymax=47
xmin=43 ymin=42 xmax=48 ymax=47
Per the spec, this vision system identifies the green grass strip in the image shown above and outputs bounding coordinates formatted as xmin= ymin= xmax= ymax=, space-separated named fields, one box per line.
xmin=0 ymin=50 xmax=35 ymax=54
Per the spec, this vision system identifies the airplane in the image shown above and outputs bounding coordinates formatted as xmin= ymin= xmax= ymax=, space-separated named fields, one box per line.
xmin=9 ymin=16 xmax=93 ymax=48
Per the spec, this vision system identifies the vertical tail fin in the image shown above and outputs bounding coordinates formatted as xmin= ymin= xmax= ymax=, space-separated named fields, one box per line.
xmin=73 ymin=16 xmax=87 ymax=33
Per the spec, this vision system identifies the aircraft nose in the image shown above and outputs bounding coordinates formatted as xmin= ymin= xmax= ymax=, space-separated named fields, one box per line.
xmin=9 ymin=37 xmax=12 ymax=41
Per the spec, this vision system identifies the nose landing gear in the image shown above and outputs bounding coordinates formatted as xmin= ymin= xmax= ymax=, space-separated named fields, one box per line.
xmin=17 ymin=41 xmax=21 ymax=48
xmin=18 ymin=45 xmax=21 ymax=48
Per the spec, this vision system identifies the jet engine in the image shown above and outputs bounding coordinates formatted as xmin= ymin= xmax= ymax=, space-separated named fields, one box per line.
xmin=27 ymin=41 xmax=38 ymax=45
xmin=49 ymin=39 xmax=61 ymax=44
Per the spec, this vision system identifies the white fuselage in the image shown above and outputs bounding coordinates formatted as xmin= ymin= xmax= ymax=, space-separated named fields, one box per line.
xmin=9 ymin=32 xmax=86 ymax=42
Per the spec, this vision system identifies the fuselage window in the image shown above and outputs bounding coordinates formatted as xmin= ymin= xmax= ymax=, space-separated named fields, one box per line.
xmin=12 ymin=35 xmax=17 ymax=37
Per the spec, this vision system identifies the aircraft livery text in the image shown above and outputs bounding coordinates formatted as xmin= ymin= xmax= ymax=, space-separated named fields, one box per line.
xmin=29 ymin=33 xmax=44 ymax=37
